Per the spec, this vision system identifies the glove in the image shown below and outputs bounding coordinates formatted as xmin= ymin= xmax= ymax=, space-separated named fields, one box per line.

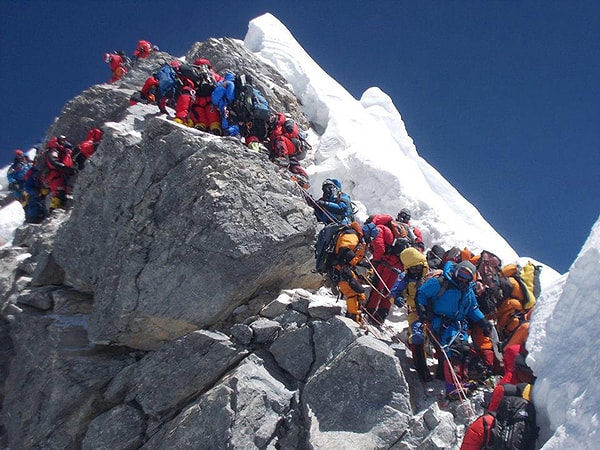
xmin=317 ymin=199 xmax=328 ymax=207
xmin=477 ymin=319 xmax=492 ymax=337
xmin=416 ymin=304 xmax=429 ymax=323
xmin=392 ymin=295 xmax=405 ymax=308
xmin=411 ymin=321 xmax=425 ymax=345
xmin=348 ymin=275 xmax=365 ymax=293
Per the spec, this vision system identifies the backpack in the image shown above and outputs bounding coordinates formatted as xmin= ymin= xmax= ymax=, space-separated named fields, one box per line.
xmin=501 ymin=262 xmax=541 ymax=310
xmin=284 ymin=120 xmax=310 ymax=161
xmin=34 ymin=147 xmax=50 ymax=186
xmin=484 ymin=383 xmax=538 ymax=450
xmin=116 ymin=50 xmax=132 ymax=69
xmin=315 ymin=223 xmax=354 ymax=274
xmin=442 ymin=246 xmax=474 ymax=265
xmin=366 ymin=215 xmax=414 ymax=256
xmin=155 ymin=64 xmax=179 ymax=98
xmin=427 ymin=245 xmax=446 ymax=270
xmin=178 ymin=63 xmax=216 ymax=96
xmin=233 ymin=74 xmax=271 ymax=122
xmin=477 ymin=250 xmax=503 ymax=289
xmin=290 ymin=128 xmax=312 ymax=161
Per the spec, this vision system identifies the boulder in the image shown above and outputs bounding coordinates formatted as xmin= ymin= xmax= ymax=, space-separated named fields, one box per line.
xmin=53 ymin=117 xmax=319 ymax=350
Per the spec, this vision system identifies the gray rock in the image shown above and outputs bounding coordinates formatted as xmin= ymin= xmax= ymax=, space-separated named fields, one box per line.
xmin=143 ymin=353 xmax=294 ymax=450
xmin=310 ymin=316 xmax=362 ymax=377
xmin=260 ymin=293 xmax=292 ymax=319
xmin=53 ymin=118 xmax=319 ymax=350
xmin=308 ymin=301 xmax=343 ymax=320
xmin=16 ymin=286 xmax=56 ymax=310
xmin=2 ymin=311 xmax=131 ymax=449
xmin=82 ymin=404 xmax=145 ymax=450
xmin=230 ymin=323 xmax=253 ymax=345
xmin=302 ymin=335 xmax=412 ymax=448
xmin=107 ymin=330 xmax=248 ymax=425
xmin=45 ymin=84 xmax=134 ymax=148
xmin=289 ymin=289 xmax=311 ymax=314
xmin=0 ymin=247 xmax=28 ymax=310
xmin=269 ymin=325 xmax=314 ymax=380
xmin=250 ymin=318 xmax=283 ymax=344
xmin=274 ymin=308 xmax=309 ymax=329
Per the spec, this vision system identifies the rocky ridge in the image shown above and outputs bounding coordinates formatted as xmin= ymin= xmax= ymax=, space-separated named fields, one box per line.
xmin=0 ymin=38 xmax=474 ymax=449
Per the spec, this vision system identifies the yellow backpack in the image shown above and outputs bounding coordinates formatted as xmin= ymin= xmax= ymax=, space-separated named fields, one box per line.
xmin=501 ymin=262 xmax=541 ymax=310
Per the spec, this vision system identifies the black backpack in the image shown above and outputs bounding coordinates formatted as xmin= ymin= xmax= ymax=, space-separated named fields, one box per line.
xmin=315 ymin=223 xmax=353 ymax=274
xmin=178 ymin=63 xmax=216 ymax=97
xmin=233 ymin=74 xmax=271 ymax=122
xmin=484 ymin=383 xmax=538 ymax=450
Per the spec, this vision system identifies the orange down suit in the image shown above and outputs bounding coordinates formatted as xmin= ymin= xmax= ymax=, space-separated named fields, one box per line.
xmin=333 ymin=226 xmax=367 ymax=322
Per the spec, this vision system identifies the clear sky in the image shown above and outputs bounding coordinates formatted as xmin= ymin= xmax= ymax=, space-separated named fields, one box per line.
xmin=1 ymin=1 xmax=598 ymax=273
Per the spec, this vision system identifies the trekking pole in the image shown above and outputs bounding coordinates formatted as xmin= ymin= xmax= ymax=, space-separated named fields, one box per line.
xmin=362 ymin=259 xmax=396 ymax=314
xmin=357 ymin=271 xmax=388 ymax=298
xmin=423 ymin=324 xmax=477 ymax=419
xmin=366 ymin=259 xmax=392 ymax=296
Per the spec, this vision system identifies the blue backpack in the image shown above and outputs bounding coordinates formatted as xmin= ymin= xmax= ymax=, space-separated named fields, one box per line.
xmin=155 ymin=64 xmax=179 ymax=98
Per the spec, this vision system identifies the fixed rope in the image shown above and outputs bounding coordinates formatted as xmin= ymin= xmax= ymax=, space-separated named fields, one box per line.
xmin=423 ymin=323 xmax=478 ymax=419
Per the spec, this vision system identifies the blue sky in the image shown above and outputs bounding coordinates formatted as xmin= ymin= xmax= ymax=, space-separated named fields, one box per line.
xmin=1 ymin=1 xmax=598 ymax=273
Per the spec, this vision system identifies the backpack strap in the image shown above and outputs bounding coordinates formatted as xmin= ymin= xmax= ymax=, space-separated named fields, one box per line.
xmin=482 ymin=414 xmax=495 ymax=449
xmin=502 ymin=383 xmax=518 ymax=397
xmin=499 ymin=318 xmax=527 ymax=350
xmin=423 ymin=275 xmax=448 ymax=319
xmin=436 ymin=276 xmax=449 ymax=299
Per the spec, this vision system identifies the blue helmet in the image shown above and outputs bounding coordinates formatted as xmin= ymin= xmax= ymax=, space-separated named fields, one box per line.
xmin=362 ymin=223 xmax=379 ymax=241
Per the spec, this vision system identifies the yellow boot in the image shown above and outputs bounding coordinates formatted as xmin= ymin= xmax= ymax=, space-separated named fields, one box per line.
xmin=49 ymin=196 xmax=62 ymax=210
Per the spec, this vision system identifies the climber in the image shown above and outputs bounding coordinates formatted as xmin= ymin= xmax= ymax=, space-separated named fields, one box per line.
xmin=364 ymin=215 xmax=400 ymax=324
xmin=104 ymin=52 xmax=128 ymax=83
xmin=73 ymin=128 xmax=103 ymax=170
xmin=266 ymin=112 xmax=310 ymax=187
xmin=23 ymin=162 xmax=48 ymax=224
xmin=45 ymin=135 xmax=75 ymax=210
xmin=415 ymin=260 xmax=490 ymax=398
xmin=312 ymin=179 xmax=353 ymax=224
xmin=171 ymin=61 xmax=197 ymax=126
xmin=189 ymin=58 xmax=223 ymax=134
xmin=396 ymin=208 xmax=424 ymax=251
xmin=461 ymin=353 xmax=537 ymax=450
xmin=7 ymin=149 xmax=32 ymax=207
xmin=389 ymin=247 xmax=434 ymax=381
xmin=211 ymin=71 xmax=240 ymax=138
xmin=267 ymin=112 xmax=301 ymax=164
xmin=331 ymin=222 xmax=377 ymax=324
xmin=426 ymin=245 xmax=446 ymax=270
xmin=133 ymin=40 xmax=154 ymax=59
xmin=494 ymin=263 xmax=537 ymax=350
xmin=137 ymin=61 xmax=183 ymax=115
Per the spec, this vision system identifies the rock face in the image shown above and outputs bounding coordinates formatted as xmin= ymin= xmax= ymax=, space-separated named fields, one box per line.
xmin=53 ymin=117 xmax=318 ymax=350
xmin=0 ymin=38 xmax=464 ymax=449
